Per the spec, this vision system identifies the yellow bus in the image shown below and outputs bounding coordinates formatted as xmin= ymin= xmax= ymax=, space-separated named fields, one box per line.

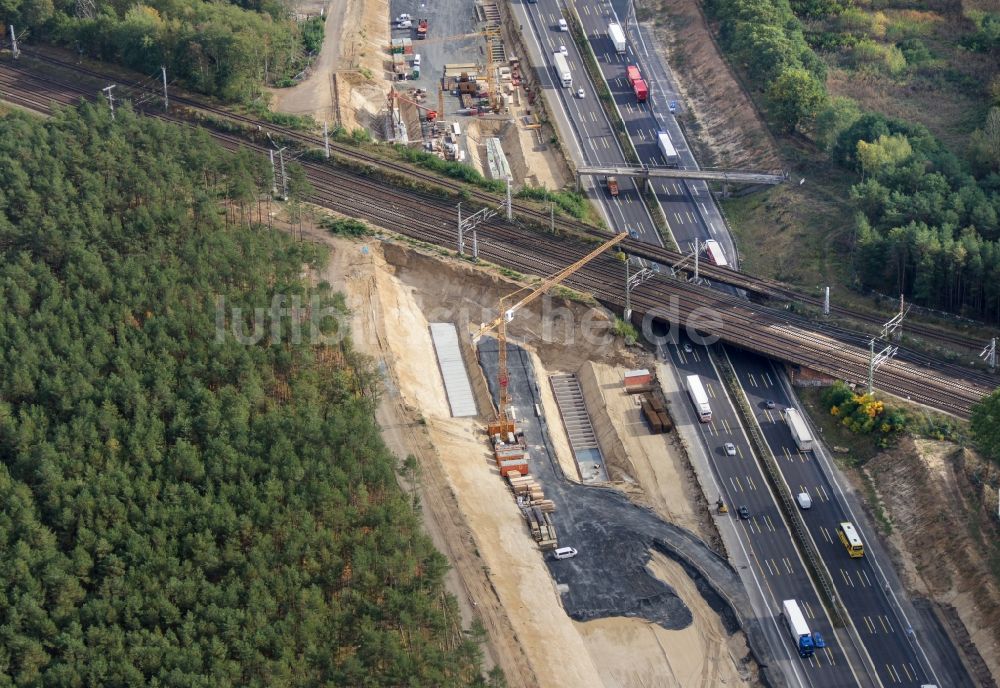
xmin=836 ymin=522 xmax=864 ymax=558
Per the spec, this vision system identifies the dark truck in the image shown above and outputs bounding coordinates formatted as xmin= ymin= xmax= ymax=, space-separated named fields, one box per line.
xmin=606 ymin=175 xmax=619 ymax=196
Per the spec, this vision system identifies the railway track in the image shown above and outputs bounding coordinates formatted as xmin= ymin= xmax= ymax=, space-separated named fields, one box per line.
xmin=0 ymin=52 xmax=995 ymax=416
xmin=11 ymin=48 xmax=998 ymax=355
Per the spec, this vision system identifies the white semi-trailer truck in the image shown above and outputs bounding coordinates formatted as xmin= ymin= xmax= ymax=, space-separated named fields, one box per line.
xmin=782 ymin=599 xmax=825 ymax=658
xmin=608 ymin=22 xmax=626 ymax=54
xmin=784 ymin=407 xmax=814 ymax=451
xmin=553 ymin=52 xmax=572 ymax=87
xmin=686 ymin=374 xmax=712 ymax=423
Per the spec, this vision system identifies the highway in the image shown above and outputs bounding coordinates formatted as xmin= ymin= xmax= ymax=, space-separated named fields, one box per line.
xmin=513 ymin=0 xmax=963 ymax=684
xmin=511 ymin=0 xmax=859 ymax=685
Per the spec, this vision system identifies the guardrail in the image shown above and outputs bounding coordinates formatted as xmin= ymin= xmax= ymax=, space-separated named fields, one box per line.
xmin=711 ymin=346 xmax=845 ymax=626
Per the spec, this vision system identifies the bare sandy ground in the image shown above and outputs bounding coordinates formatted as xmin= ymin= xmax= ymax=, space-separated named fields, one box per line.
xmin=270 ymin=0 xmax=389 ymax=131
xmin=866 ymin=437 xmax=1000 ymax=684
xmin=306 ymin=222 xmax=752 ymax=686
xmin=580 ymin=551 xmax=751 ymax=687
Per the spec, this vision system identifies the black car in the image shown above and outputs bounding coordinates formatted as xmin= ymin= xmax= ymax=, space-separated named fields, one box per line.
xmin=764 ymin=400 xmax=776 ymax=410
xmin=737 ymin=505 xmax=750 ymax=520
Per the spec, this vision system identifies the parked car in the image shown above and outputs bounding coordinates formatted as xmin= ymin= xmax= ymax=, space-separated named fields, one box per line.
xmin=576 ymin=88 xmax=585 ymax=99
xmin=413 ymin=53 xmax=422 ymax=67
xmin=397 ymin=19 xmax=412 ymax=28
xmin=737 ymin=505 xmax=750 ymax=520
xmin=668 ymin=100 xmax=678 ymax=114
xmin=553 ymin=546 xmax=578 ymax=560
xmin=724 ymin=442 xmax=737 ymax=456
xmin=558 ymin=18 xmax=569 ymax=31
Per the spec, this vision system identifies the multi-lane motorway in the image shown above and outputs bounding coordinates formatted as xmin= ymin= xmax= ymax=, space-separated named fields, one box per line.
xmin=511 ymin=0 xmax=965 ymax=684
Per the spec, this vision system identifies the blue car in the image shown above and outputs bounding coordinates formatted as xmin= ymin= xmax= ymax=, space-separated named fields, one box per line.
xmin=668 ymin=100 xmax=678 ymax=114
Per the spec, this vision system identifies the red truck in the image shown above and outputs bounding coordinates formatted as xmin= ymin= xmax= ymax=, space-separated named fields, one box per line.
xmin=625 ymin=64 xmax=648 ymax=102
xmin=417 ymin=18 xmax=428 ymax=39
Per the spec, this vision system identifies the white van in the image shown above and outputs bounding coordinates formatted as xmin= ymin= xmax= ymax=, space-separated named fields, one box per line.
xmin=558 ymin=18 xmax=569 ymax=31
xmin=797 ymin=492 xmax=812 ymax=510
xmin=553 ymin=546 xmax=578 ymax=560
xmin=412 ymin=53 xmax=421 ymax=67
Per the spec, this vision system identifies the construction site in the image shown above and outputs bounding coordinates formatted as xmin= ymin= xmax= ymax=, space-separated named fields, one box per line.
xmin=385 ymin=0 xmax=540 ymax=177
xmin=307 ymin=223 xmax=760 ymax=687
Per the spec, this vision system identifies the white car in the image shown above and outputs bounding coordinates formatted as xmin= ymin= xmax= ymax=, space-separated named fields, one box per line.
xmin=559 ymin=45 xmax=568 ymax=55
xmin=576 ymin=88 xmax=585 ymax=99
xmin=397 ymin=19 xmax=412 ymax=28
xmin=558 ymin=18 xmax=569 ymax=31
xmin=413 ymin=53 xmax=422 ymax=67
xmin=553 ymin=546 xmax=578 ymax=560
xmin=797 ymin=492 xmax=813 ymax=509
xmin=723 ymin=442 xmax=737 ymax=456
xmin=396 ymin=13 xmax=411 ymax=21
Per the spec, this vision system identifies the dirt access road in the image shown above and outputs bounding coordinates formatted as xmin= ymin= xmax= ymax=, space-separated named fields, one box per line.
xmin=270 ymin=0 xmax=388 ymax=131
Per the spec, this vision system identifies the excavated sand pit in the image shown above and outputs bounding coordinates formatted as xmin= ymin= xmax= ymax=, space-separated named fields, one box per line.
xmin=306 ymin=223 xmax=755 ymax=687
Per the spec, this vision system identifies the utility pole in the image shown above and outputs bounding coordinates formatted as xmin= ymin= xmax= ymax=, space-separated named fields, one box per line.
xmin=323 ymin=121 xmax=331 ymax=158
xmin=472 ymin=228 xmax=479 ymax=259
xmin=277 ymin=147 xmax=288 ymax=200
xmin=625 ymin=259 xmax=655 ymax=322
xmin=8 ymin=26 xmax=19 ymax=59
xmin=693 ymin=237 xmax=700 ymax=282
xmin=102 ymin=85 xmax=116 ymax=120
xmin=625 ymin=257 xmax=630 ymax=320
xmin=161 ymin=66 xmax=168 ymax=111
xmin=550 ymin=202 xmax=554 ymax=233
xmin=823 ymin=286 xmax=830 ymax=316
xmin=505 ymin=177 xmax=512 ymax=221
xmin=457 ymin=202 xmax=464 ymax=254
xmin=981 ymin=338 xmax=997 ymax=372
xmin=867 ymin=303 xmax=906 ymax=395
xmin=269 ymin=150 xmax=278 ymax=197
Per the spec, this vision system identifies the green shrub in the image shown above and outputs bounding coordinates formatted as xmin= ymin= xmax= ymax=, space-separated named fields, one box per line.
xmin=302 ymin=15 xmax=325 ymax=54
xmin=516 ymin=186 xmax=588 ymax=219
xmin=897 ymin=38 xmax=932 ymax=65
xmin=821 ymin=382 xmax=906 ymax=446
xmin=612 ymin=318 xmax=639 ymax=345
xmin=322 ymin=217 xmax=371 ymax=236
xmin=971 ymin=389 xmax=1000 ymax=464
xmin=852 ymin=39 xmax=907 ymax=75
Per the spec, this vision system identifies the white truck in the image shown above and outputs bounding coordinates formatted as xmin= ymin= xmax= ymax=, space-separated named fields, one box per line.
xmin=782 ymin=599 xmax=824 ymax=658
xmin=784 ymin=407 xmax=814 ymax=452
xmin=703 ymin=239 xmax=728 ymax=267
xmin=657 ymin=131 xmax=678 ymax=167
xmin=608 ymin=22 xmax=627 ymax=54
xmin=686 ymin=374 xmax=712 ymax=423
xmin=553 ymin=51 xmax=572 ymax=87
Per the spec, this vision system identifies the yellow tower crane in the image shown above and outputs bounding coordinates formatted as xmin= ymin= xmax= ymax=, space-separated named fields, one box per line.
xmin=473 ymin=231 xmax=629 ymax=438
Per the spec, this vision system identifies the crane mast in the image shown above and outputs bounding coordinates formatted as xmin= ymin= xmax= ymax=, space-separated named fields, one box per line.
xmin=474 ymin=231 xmax=629 ymax=438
